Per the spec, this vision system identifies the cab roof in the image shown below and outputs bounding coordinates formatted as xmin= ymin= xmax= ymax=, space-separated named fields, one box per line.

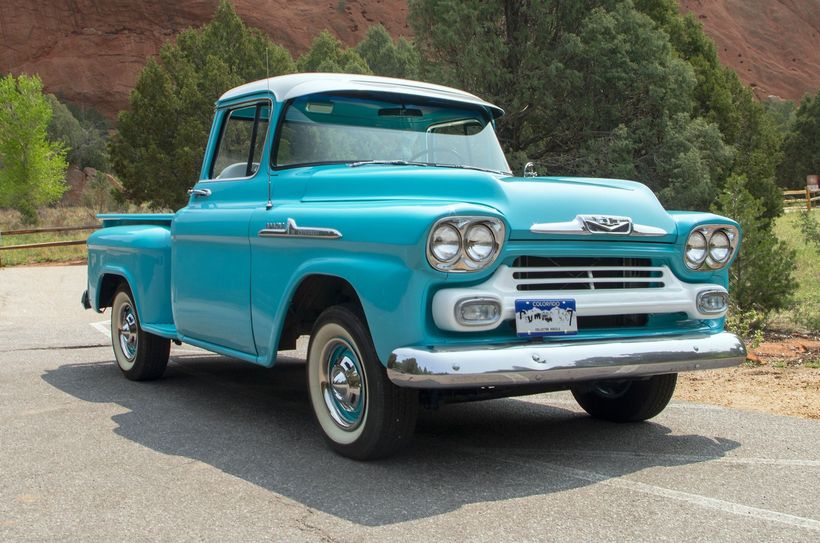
xmin=217 ymin=73 xmax=505 ymax=118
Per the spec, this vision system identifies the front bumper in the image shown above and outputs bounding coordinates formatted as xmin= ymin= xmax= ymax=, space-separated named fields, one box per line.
xmin=386 ymin=331 xmax=745 ymax=388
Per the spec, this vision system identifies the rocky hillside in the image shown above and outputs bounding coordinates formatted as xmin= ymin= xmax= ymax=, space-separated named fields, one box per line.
xmin=0 ymin=0 xmax=816 ymax=118
xmin=680 ymin=0 xmax=819 ymax=101
xmin=0 ymin=0 xmax=410 ymax=118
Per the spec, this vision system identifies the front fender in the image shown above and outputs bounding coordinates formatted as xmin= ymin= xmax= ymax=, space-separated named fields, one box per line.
xmin=256 ymin=253 xmax=435 ymax=366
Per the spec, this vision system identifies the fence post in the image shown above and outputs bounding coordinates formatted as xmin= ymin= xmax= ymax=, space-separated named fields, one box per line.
xmin=808 ymin=187 xmax=813 ymax=211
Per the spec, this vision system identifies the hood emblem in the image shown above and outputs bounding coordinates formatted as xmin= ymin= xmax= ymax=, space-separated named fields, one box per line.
xmin=530 ymin=215 xmax=667 ymax=237
xmin=579 ymin=215 xmax=632 ymax=234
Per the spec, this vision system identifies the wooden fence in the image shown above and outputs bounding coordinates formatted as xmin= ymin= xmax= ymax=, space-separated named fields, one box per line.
xmin=0 ymin=226 xmax=99 ymax=266
xmin=783 ymin=187 xmax=820 ymax=211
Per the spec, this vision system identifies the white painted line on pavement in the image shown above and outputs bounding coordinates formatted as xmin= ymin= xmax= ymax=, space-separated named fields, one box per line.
xmin=477 ymin=447 xmax=820 ymax=468
xmin=90 ymin=320 xmax=110 ymax=339
xmin=467 ymin=449 xmax=820 ymax=532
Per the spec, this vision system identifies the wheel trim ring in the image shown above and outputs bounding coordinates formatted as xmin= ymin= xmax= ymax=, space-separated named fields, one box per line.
xmin=320 ymin=338 xmax=366 ymax=430
xmin=117 ymin=302 xmax=138 ymax=361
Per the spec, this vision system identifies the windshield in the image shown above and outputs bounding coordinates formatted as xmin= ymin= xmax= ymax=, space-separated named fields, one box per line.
xmin=273 ymin=93 xmax=511 ymax=174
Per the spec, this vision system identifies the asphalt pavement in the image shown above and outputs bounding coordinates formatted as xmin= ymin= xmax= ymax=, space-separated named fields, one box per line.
xmin=1 ymin=265 xmax=818 ymax=542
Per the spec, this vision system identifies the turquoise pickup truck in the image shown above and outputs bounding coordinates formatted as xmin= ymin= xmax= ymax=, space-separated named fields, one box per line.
xmin=83 ymin=73 xmax=746 ymax=459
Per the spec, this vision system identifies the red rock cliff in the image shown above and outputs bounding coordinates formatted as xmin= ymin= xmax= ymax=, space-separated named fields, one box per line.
xmin=0 ymin=0 xmax=410 ymax=117
xmin=680 ymin=0 xmax=819 ymax=101
xmin=1 ymin=1 xmax=817 ymax=119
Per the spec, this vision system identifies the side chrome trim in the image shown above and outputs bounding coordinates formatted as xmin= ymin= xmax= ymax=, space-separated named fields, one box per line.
xmin=531 ymin=215 xmax=668 ymax=237
xmin=386 ymin=331 xmax=745 ymax=389
xmin=258 ymin=218 xmax=342 ymax=239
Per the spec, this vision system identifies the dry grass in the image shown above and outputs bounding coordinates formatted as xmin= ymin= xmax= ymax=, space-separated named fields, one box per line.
xmin=0 ymin=206 xmax=100 ymax=267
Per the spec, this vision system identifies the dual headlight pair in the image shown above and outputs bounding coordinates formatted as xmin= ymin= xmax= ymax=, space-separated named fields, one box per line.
xmin=684 ymin=224 xmax=739 ymax=270
xmin=427 ymin=216 xmax=505 ymax=272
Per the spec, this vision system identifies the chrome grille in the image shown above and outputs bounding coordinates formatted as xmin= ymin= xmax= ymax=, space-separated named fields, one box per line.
xmin=511 ymin=256 xmax=665 ymax=291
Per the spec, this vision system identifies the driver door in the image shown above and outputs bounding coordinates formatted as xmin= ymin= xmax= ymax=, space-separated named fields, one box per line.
xmin=171 ymin=101 xmax=270 ymax=356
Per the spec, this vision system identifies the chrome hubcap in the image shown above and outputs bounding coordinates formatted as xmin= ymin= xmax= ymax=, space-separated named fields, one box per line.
xmin=118 ymin=303 xmax=138 ymax=361
xmin=594 ymin=380 xmax=631 ymax=399
xmin=321 ymin=339 xmax=365 ymax=430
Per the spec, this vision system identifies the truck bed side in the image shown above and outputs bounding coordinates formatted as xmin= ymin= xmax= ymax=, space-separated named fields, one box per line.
xmin=86 ymin=214 xmax=176 ymax=339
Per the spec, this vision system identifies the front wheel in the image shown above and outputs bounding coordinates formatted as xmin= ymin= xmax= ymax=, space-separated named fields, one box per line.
xmin=110 ymin=285 xmax=170 ymax=381
xmin=571 ymin=373 xmax=677 ymax=422
xmin=307 ymin=305 xmax=418 ymax=460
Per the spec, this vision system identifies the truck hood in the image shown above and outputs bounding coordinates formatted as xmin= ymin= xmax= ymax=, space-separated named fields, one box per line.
xmin=299 ymin=165 xmax=677 ymax=242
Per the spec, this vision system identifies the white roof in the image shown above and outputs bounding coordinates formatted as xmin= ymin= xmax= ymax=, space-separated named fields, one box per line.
xmin=218 ymin=73 xmax=504 ymax=117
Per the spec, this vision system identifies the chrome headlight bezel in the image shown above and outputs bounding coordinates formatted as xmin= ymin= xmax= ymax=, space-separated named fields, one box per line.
xmin=684 ymin=224 xmax=739 ymax=271
xmin=427 ymin=216 xmax=505 ymax=272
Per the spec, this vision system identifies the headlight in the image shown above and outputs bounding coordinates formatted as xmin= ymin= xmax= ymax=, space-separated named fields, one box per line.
xmin=684 ymin=224 xmax=739 ymax=271
xmin=464 ymin=224 xmax=495 ymax=262
xmin=427 ymin=216 xmax=505 ymax=272
xmin=430 ymin=224 xmax=461 ymax=262
xmin=708 ymin=230 xmax=731 ymax=265
xmin=685 ymin=231 xmax=708 ymax=269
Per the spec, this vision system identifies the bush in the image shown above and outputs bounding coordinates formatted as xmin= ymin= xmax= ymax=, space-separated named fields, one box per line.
xmin=725 ymin=307 xmax=765 ymax=348
xmin=797 ymin=209 xmax=820 ymax=251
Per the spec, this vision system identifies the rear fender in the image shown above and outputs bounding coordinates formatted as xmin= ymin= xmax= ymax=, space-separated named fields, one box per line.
xmin=86 ymin=225 xmax=173 ymax=327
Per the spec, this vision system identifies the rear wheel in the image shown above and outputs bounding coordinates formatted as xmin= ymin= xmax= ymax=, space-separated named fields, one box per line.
xmin=571 ymin=373 xmax=677 ymax=422
xmin=110 ymin=285 xmax=170 ymax=381
xmin=307 ymin=305 xmax=418 ymax=460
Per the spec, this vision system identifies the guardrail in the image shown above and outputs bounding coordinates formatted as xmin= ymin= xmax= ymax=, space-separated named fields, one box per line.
xmin=0 ymin=225 xmax=99 ymax=266
xmin=783 ymin=187 xmax=820 ymax=211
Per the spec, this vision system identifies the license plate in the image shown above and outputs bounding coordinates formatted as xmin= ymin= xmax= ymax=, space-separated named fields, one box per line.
xmin=515 ymin=299 xmax=578 ymax=337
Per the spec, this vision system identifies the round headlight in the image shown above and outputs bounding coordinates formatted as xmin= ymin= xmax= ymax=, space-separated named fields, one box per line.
xmin=685 ymin=230 xmax=708 ymax=269
xmin=430 ymin=224 xmax=461 ymax=262
xmin=464 ymin=224 xmax=495 ymax=262
xmin=708 ymin=229 xmax=732 ymax=264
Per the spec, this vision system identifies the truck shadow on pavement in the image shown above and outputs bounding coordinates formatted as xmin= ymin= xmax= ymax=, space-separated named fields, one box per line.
xmin=43 ymin=353 xmax=740 ymax=526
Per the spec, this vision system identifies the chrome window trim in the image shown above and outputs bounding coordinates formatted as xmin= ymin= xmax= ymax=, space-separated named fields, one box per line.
xmin=205 ymin=99 xmax=273 ymax=183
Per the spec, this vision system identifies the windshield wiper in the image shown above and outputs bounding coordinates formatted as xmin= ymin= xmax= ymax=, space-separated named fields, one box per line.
xmin=348 ymin=160 xmax=431 ymax=168
xmin=348 ymin=159 xmax=510 ymax=176
xmin=429 ymin=163 xmax=510 ymax=176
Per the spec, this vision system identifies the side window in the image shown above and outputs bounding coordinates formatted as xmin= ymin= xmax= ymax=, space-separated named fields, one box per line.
xmin=210 ymin=103 xmax=270 ymax=180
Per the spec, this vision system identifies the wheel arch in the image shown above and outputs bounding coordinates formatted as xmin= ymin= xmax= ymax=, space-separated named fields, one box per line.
xmin=97 ymin=273 xmax=128 ymax=309
xmin=277 ymin=273 xmax=368 ymax=352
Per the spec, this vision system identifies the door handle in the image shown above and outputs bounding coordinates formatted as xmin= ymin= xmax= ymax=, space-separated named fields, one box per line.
xmin=187 ymin=188 xmax=212 ymax=197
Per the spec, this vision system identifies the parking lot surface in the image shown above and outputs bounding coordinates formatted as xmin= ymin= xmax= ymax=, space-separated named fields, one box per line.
xmin=1 ymin=265 xmax=819 ymax=541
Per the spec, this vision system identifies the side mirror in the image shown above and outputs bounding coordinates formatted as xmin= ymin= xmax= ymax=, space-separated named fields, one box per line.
xmin=523 ymin=162 xmax=538 ymax=178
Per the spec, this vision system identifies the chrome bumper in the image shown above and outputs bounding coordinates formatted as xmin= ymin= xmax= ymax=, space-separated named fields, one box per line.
xmin=386 ymin=332 xmax=745 ymax=389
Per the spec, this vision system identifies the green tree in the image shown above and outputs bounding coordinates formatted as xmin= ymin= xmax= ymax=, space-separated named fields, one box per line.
xmin=409 ymin=0 xmax=732 ymax=211
xmin=298 ymin=31 xmax=371 ymax=74
xmin=713 ymin=174 xmax=796 ymax=314
xmin=47 ymin=95 xmax=109 ymax=171
xmin=634 ymin=0 xmax=784 ymax=221
xmin=110 ymin=1 xmax=295 ymax=208
xmin=762 ymin=97 xmax=796 ymax=136
xmin=356 ymin=25 xmax=420 ymax=78
xmin=0 ymin=74 xmax=67 ymax=223
xmin=778 ymin=89 xmax=820 ymax=188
